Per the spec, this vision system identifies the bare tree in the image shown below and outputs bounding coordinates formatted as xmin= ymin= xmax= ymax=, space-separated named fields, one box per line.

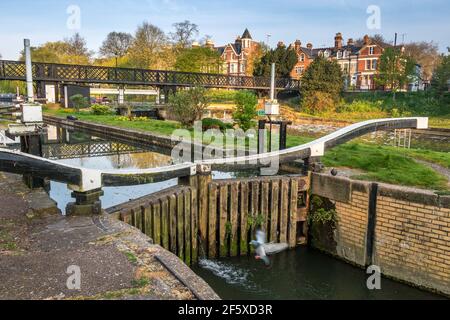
xmin=65 ymin=33 xmax=91 ymax=57
xmin=99 ymin=32 xmax=133 ymax=67
xmin=404 ymin=41 xmax=441 ymax=81
xmin=355 ymin=34 xmax=391 ymax=47
xmin=128 ymin=22 xmax=168 ymax=69
xmin=170 ymin=20 xmax=199 ymax=49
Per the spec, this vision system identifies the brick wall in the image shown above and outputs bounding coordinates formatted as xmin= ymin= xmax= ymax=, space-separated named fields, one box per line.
xmin=311 ymin=173 xmax=450 ymax=296
xmin=334 ymin=187 xmax=370 ymax=266
xmin=374 ymin=185 xmax=450 ymax=295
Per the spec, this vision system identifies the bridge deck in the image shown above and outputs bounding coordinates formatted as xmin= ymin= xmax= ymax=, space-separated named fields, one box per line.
xmin=0 ymin=60 xmax=301 ymax=90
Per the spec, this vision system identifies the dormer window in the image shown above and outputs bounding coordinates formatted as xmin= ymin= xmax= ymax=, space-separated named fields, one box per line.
xmin=318 ymin=51 xmax=323 ymax=57
xmin=369 ymin=47 xmax=375 ymax=55
xmin=337 ymin=51 xmax=342 ymax=59
xmin=324 ymin=50 xmax=330 ymax=58
xmin=343 ymin=50 xmax=348 ymax=58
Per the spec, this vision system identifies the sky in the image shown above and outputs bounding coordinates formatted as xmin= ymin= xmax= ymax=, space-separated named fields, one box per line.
xmin=0 ymin=0 xmax=449 ymax=60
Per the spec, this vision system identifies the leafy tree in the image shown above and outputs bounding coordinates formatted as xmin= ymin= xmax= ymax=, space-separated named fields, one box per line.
xmin=99 ymin=32 xmax=133 ymax=67
xmin=20 ymin=34 xmax=92 ymax=65
xmin=170 ymin=20 xmax=199 ymax=50
xmin=404 ymin=41 xmax=441 ymax=81
xmin=375 ymin=47 xmax=416 ymax=95
xmin=169 ymin=87 xmax=210 ymax=127
xmin=174 ymin=47 xmax=222 ymax=73
xmin=128 ymin=22 xmax=168 ymax=69
xmin=232 ymin=91 xmax=258 ymax=131
xmin=253 ymin=45 xmax=298 ymax=78
xmin=300 ymin=56 xmax=343 ymax=113
xmin=431 ymin=54 xmax=450 ymax=96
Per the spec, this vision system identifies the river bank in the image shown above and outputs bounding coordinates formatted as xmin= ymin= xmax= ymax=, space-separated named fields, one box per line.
xmin=0 ymin=172 xmax=218 ymax=300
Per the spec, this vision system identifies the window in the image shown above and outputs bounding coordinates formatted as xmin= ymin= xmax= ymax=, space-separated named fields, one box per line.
xmin=295 ymin=66 xmax=305 ymax=75
xmin=369 ymin=47 xmax=375 ymax=55
xmin=366 ymin=59 xmax=378 ymax=70
xmin=337 ymin=51 xmax=342 ymax=59
xmin=343 ymin=50 xmax=348 ymax=58
xmin=324 ymin=50 xmax=330 ymax=58
xmin=300 ymin=54 xmax=305 ymax=62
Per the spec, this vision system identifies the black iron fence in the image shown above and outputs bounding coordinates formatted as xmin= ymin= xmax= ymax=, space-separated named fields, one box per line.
xmin=0 ymin=60 xmax=301 ymax=90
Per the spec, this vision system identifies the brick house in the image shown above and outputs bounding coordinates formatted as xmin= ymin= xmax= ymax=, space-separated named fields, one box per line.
xmin=290 ymin=33 xmax=392 ymax=90
xmin=215 ymin=29 xmax=261 ymax=76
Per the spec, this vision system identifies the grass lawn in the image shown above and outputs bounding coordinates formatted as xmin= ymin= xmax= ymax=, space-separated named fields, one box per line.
xmin=45 ymin=108 xmax=449 ymax=190
xmin=45 ymin=108 xmax=181 ymax=136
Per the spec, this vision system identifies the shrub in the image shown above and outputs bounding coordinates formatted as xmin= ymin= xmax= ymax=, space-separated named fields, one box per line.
xmin=337 ymin=100 xmax=383 ymax=113
xmin=69 ymin=94 xmax=89 ymax=112
xmin=169 ymin=87 xmax=210 ymax=127
xmin=232 ymin=91 xmax=258 ymax=131
xmin=301 ymin=91 xmax=336 ymax=115
xmin=91 ymin=104 xmax=113 ymax=115
xmin=202 ymin=118 xmax=233 ymax=132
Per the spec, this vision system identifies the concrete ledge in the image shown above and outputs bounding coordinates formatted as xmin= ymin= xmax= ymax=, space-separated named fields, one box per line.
xmin=377 ymin=183 xmax=441 ymax=207
xmin=311 ymin=173 xmax=371 ymax=203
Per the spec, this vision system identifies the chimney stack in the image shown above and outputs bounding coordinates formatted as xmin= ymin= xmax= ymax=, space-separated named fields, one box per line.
xmin=277 ymin=41 xmax=285 ymax=48
xmin=335 ymin=32 xmax=343 ymax=49
xmin=347 ymin=38 xmax=354 ymax=46
xmin=205 ymin=39 xmax=215 ymax=48
xmin=306 ymin=43 xmax=313 ymax=50
xmin=294 ymin=40 xmax=302 ymax=51
xmin=363 ymin=35 xmax=371 ymax=45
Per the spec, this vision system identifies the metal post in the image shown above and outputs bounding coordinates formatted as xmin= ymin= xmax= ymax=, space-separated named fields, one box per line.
xmin=24 ymin=39 xmax=34 ymax=103
xmin=270 ymin=63 xmax=276 ymax=101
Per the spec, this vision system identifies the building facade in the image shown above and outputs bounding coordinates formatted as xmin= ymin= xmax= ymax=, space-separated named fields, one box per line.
xmin=215 ymin=29 xmax=261 ymax=76
xmin=290 ymin=33 xmax=389 ymax=90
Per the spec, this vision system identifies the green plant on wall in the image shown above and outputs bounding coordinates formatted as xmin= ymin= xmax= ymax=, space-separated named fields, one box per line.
xmin=308 ymin=196 xmax=336 ymax=225
xmin=247 ymin=214 xmax=265 ymax=230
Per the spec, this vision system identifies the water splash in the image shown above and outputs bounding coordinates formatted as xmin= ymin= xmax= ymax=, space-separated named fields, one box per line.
xmin=198 ymin=259 xmax=252 ymax=286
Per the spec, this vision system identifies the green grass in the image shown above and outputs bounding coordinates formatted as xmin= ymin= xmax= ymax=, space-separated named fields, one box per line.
xmin=322 ymin=143 xmax=448 ymax=190
xmin=45 ymin=108 xmax=181 ymax=136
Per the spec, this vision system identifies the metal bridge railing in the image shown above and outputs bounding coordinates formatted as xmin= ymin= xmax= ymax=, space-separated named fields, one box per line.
xmin=0 ymin=60 xmax=301 ymax=90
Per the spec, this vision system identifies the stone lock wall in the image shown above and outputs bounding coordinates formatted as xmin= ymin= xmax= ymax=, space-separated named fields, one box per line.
xmin=311 ymin=173 xmax=450 ymax=296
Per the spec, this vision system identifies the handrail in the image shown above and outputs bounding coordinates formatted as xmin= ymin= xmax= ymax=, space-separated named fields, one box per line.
xmin=0 ymin=117 xmax=428 ymax=191
xmin=0 ymin=60 xmax=300 ymax=90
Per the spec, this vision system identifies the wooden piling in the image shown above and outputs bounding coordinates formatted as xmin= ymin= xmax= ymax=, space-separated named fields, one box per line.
xmin=184 ymin=190 xmax=192 ymax=266
xmin=260 ymin=181 xmax=270 ymax=233
xmin=198 ymin=173 xmax=212 ymax=257
xmin=229 ymin=182 xmax=239 ymax=257
xmin=177 ymin=191 xmax=185 ymax=261
xmin=279 ymin=179 xmax=290 ymax=244
xmin=159 ymin=199 xmax=168 ymax=249
xmin=191 ymin=187 xmax=199 ymax=263
xmin=288 ymin=178 xmax=299 ymax=248
xmin=169 ymin=194 xmax=177 ymax=254
xmin=208 ymin=183 xmax=218 ymax=259
xmin=240 ymin=182 xmax=249 ymax=255
xmin=270 ymin=180 xmax=280 ymax=243
xmin=219 ymin=184 xmax=229 ymax=258
xmin=143 ymin=204 xmax=153 ymax=239
xmin=153 ymin=201 xmax=162 ymax=246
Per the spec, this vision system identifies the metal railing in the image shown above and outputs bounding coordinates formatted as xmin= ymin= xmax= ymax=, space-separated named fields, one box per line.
xmin=0 ymin=60 xmax=301 ymax=90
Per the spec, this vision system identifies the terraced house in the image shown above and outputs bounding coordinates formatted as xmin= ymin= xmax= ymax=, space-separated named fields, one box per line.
xmin=289 ymin=33 xmax=393 ymax=90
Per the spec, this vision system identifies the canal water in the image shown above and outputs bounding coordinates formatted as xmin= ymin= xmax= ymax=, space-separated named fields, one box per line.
xmin=192 ymin=247 xmax=444 ymax=300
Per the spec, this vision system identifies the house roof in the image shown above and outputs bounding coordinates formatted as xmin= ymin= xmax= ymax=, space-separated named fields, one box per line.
xmin=299 ymin=45 xmax=363 ymax=58
xmin=242 ymin=28 xmax=252 ymax=40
